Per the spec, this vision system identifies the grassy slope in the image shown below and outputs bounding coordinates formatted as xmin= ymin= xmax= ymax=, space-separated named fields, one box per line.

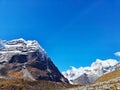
xmin=0 ymin=79 xmax=74 ymax=90
xmin=96 ymin=69 xmax=120 ymax=82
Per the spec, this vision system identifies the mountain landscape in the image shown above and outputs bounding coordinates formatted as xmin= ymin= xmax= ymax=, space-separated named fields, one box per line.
xmin=0 ymin=38 xmax=69 ymax=83
xmin=66 ymin=70 xmax=120 ymax=90
xmin=62 ymin=59 xmax=119 ymax=85
xmin=0 ymin=39 xmax=120 ymax=90
xmin=0 ymin=38 xmax=69 ymax=89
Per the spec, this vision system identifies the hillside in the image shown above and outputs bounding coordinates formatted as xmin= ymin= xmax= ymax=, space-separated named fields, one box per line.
xmin=0 ymin=79 xmax=72 ymax=90
xmin=96 ymin=69 xmax=120 ymax=82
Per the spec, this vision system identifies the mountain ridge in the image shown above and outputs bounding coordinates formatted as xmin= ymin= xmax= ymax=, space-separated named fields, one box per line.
xmin=0 ymin=38 xmax=69 ymax=83
xmin=62 ymin=59 xmax=119 ymax=84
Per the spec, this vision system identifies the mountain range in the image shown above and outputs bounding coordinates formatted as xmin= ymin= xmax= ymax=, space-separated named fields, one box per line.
xmin=0 ymin=38 xmax=120 ymax=90
xmin=62 ymin=59 xmax=119 ymax=84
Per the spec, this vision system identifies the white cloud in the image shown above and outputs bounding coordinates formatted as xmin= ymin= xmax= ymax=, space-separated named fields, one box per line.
xmin=114 ymin=52 xmax=120 ymax=57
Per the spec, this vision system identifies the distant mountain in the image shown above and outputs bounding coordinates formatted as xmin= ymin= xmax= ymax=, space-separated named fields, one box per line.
xmin=65 ymin=68 xmax=120 ymax=90
xmin=62 ymin=59 xmax=119 ymax=84
xmin=0 ymin=38 xmax=69 ymax=83
xmin=96 ymin=65 xmax=120 ymax=82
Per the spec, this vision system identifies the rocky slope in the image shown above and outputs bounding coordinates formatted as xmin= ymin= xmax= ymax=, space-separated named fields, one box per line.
xmin=0 ymin=38 xmax=68 ymax=83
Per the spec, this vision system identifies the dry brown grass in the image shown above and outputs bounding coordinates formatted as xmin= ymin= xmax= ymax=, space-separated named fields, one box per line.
xmin=7 ymin=70 xmax=23 ymax=79
xmin=96 ymin=69 xmax=120 ymax=82
xmin=0 ymin=79 xmax=73 ymax=90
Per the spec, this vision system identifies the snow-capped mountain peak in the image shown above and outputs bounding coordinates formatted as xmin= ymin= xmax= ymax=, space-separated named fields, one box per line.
xmin=0 ymin=38 xmax=45 ymax=53
xmin=0 ymin=38 xmax=69 ymax=83
xmin=91 ymin=59 xmax=118 ymax=69
xmin=62 ymin=59 xmax=119 ymax=84
xmin=0 ymin=39 xmax=48 ymax=63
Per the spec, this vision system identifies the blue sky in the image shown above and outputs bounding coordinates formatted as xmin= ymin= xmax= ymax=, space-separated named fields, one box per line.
xmin=0 ymin=0 xmax=120 ymax=71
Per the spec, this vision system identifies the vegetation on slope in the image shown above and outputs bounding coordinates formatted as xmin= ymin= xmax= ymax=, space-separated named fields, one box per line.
xmin=96 ymin=69 xmax=120 ymax=82
xmin=0 ymin=79 xmax=73 ymax=90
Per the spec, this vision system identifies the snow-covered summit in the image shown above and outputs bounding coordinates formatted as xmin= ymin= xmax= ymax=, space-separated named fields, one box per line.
xmin=62 ymin=59 xmax=119 ymax=84
xmin=0 ymin=38 xmax=47 ymax=63
xmin=0 ymin=38 xmax=45 ymax=53
xmin=91 ymin=59 xmax=118 ymax=69
xmin=94 ymin=59 xmax=118 ymax=67
xmin=0 ymin=39 xmax=69 ymax=83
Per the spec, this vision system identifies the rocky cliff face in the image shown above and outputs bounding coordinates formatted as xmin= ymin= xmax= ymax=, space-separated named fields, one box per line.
xmin=0 ymin=38 xmax=69 ymax=83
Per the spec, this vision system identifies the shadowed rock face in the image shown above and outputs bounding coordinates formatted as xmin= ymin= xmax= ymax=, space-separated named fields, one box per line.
xmin=0 ymin=39 xmax=69 ymax=83
xmin=72 ymin=73 xmax=90 ymax=85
